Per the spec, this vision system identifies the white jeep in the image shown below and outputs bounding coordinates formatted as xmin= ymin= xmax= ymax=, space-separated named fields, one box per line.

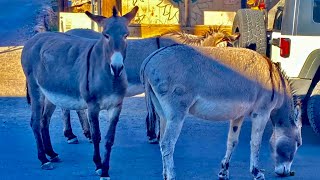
xmin=232 ymin=0 xmax=320 ymax=134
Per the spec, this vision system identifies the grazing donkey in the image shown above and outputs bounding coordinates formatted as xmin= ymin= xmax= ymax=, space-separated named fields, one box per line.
xmin=62 ymin=27 xmax=240 ymax=144
xmin=140 ymin=44 xmax=302 ymax=180
xmin=21 ymin=6 xmax=138 ymax=179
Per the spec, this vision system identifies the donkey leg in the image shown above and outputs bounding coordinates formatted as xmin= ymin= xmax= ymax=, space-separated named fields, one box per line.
xmin=28 ymin=85 xmax=52 ymax=169
xmin=76 ymin=110 xmax=91 ymax=141
xmin=41 ymin=98 xmax=60 ymax=162
xmin=101 ymin=104 xmax=123 ymax=179
xmin=146 ymin=113 xmax=158 ymax=144
xmin=87 ymin=105 xmax=102 ymax=175
xmin=249 ymin=113 xmax=269 ymax=180
xmin=62 ymin=109 xmax=79 ymax=144
xmin=160 ymin=112 xmax=185 ymax=180
xmin=218 ymin=117 xmax=245 ymax=180
xmin=159 ymin=116 xmax=167 ymax=142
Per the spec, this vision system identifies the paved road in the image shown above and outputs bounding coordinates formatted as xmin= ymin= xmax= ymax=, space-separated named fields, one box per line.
xmin=0 ymin=97 xmax=320 ymax=180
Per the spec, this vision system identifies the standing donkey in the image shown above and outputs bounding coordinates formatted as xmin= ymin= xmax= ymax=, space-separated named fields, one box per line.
xmin=61 ymin=27 xmax=240 ymax=144
xmin=21 ymin=6 xmax=138 ymax=180
xmin=140 ymin=44 xmax=302 ymax=179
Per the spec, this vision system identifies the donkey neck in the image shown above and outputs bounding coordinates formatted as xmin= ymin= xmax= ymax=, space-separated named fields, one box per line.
xmin=90 ymin=37 xmax=112 ymax=68
xmin=271 ymin=71 xmax=295 ymax=129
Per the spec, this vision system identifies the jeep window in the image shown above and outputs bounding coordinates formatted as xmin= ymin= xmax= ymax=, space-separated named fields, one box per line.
xmin=314 ymin=0 xmax=320 ymax=23
xmin=273 ymin=6 xmax=283 ymax=31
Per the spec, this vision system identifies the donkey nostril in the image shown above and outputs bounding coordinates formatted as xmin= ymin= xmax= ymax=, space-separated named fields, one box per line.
xmin=119 ymin=65 xmax=124 ymax=72
xmin=110 ymin=64 xmax=124 ymax=76
xmin=111 ymin=64 xmax=116 ymax=72
xmin=297 ymin=141 xmax=302 ymax=147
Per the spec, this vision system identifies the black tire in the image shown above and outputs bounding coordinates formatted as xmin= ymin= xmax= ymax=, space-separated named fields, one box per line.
xmin=308 ymin=81 xmax=320 ymax=135
xmin=232 ymin=9 xmax=267 ymax=55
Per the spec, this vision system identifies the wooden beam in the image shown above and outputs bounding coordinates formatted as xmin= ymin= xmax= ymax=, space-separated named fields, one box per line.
xmin=185 ymin=0 xmax=192 ymax=27
xmin=58 ymin=0 xmax=68 ymax=12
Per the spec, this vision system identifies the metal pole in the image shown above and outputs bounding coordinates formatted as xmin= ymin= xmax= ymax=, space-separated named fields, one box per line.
xmin=97 ymin=0 xmax=101 ymax=32
xmin=241 ymin=0 xmax=247 ymax=8
xmin=91 ymin=0 xmax=95 ymax=30
xmin=97 ymin=0 xmax=101 ymax=15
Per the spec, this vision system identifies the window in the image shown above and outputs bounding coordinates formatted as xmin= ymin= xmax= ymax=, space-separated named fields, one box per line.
xmin=314 ymin=0 xmax=320 ymax=23
xmin=273 ymin=6 xmax=283 ymax=31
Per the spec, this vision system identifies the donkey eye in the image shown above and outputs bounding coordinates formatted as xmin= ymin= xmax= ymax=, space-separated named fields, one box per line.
xmin=104 ymin=34 xmax=110 ymax=40
xmin=124 ymin=34 xmax=129 ymax=39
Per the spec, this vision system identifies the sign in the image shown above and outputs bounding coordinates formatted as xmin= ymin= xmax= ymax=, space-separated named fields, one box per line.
xmin=59 ymin=12 xmax=94 ymax=32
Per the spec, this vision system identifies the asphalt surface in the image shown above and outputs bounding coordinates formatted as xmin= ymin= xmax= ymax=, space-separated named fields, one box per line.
xmin=0 ymin=96 xmax=320 ymax=180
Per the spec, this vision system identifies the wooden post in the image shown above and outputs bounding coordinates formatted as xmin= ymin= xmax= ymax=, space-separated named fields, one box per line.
xmin=58 ymin=0 xmax=67 ymax=12
xmin=91 ymin=0 xmax=96 ymax=30
xmin=185 ymin=0 xmax=191 ymax=27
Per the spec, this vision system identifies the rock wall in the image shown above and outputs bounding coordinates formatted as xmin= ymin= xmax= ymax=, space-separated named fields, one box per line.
xmin=0 ymin=47 xmax=25 ymax=97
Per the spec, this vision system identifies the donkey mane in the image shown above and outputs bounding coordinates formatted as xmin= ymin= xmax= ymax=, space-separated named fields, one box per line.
xmin=161 ymin=25 xmax=229 ymax=46
xmin=272 ymin=60 xmax=297 ymax=96
xmin=266 ymin=56 xmax=301 ymax=122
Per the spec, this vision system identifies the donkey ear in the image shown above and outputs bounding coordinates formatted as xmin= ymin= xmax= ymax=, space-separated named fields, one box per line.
xmin=85 ymin=11 xmax=105 ymax=25
xmin=293 ymin=102 xmax=302 ymax=126
xmin=229 ymin=32 xmax=240 ymax=41
xmin=123 ymin=6 xmax=139 ymax=24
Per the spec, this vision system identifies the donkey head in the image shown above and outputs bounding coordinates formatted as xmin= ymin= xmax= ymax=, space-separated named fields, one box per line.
xmin=270 ymin=100 xmax=302 ymax=177
xmin=201 ymin=27 xmax=240 ymax=47
xmin=85 ymin=6 xmax=138 ymax=77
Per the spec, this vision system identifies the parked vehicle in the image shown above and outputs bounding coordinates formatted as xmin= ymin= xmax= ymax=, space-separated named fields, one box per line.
xmin=233 ymin=0 xmax=320 ymax=134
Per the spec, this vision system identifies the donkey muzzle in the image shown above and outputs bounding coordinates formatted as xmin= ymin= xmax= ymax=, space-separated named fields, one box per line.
xmin=275 ymin=163 xmax=291 ymax=177
xmin=110 ymin=52 xmax=124 ymax=77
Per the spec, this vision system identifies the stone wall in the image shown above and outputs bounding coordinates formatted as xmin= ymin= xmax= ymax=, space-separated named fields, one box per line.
xmin=0 ymin=47 xmax=25 ymax=97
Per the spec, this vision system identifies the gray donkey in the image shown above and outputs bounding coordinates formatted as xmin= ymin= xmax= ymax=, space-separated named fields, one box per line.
xmin=21 ymin=6 xmax=138 ymax=180
xmin=62 ymin=27 xmax=240 ymax=144
xmin=140 ymin=44 xmax=302 ymax=180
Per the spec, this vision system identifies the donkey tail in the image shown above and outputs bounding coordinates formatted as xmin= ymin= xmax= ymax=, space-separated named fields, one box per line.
xmin=140 ymin=54 xmax=160 ymax=142
xmin=26 ymin=81 xmax=31 ymax=105
xmin=144 ymin=79 xmax=159 ymax=143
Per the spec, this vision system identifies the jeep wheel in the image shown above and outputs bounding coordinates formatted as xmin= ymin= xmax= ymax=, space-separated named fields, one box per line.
xmin=308 ymin=81 xmax=320 ymax=135
xmin=232 ymin=9 xmax=267 ymax=55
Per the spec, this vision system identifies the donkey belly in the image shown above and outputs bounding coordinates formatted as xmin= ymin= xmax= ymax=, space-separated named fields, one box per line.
xmin=125 ymin=83 xmax=144 ymax=97
xmin=189 ymin=97 xmax=253 ymax=121
xmin=40 ymin=87 xmax=87 ymax=110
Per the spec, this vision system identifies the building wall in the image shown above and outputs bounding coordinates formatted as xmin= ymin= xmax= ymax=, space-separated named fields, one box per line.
xmin=122 ymin=0 xmax=180 ymax=24
xmin=122 ymin=0 xmax=241 ymax=26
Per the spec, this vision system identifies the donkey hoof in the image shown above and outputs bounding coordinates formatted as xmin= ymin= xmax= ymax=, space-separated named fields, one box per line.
xmin=100 ymin=177 xmax=110 ymax=180
xmin=254 ymin=172 xmax=265 ymax=180
xmin=96 ymin=169 xmax=102 ymax=176
xmin=148 ymin=138 xmax=159 ymax=144
xmin=218 ymin=170 xmax=229 ymax=180
xmin=67 ymin=137 xmax=79 ymax=144
xmin=50 ymin=155 xmax=62 ymax=163
xmin=41 ymin=162 xmax=54 ymax=170
xmin=89 ymin=138 xmax=93 ymax=143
